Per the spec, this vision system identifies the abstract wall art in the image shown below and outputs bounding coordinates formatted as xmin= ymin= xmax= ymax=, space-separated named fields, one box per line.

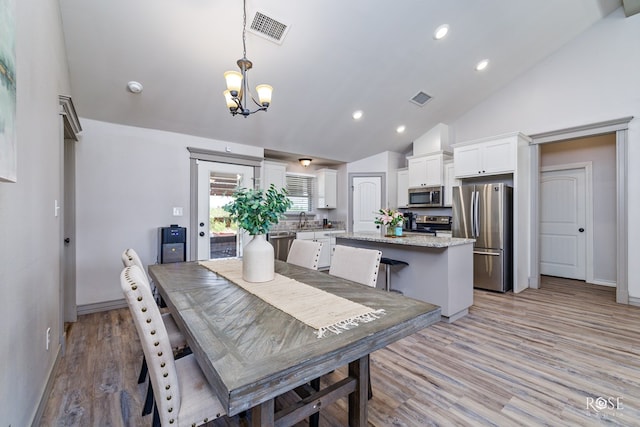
xmin=0 ymin=0 xmax=17 ymax=182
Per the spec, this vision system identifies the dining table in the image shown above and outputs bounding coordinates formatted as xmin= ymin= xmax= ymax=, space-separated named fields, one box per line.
xmin=148 ymin=259 xmax=441 ymax=427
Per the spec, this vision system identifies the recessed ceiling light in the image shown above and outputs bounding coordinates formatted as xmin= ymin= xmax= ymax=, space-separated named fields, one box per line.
xmin=434 ymin=24 xmax=449 ymax=40
xmin=475 ymin=59 xmax=489 ymax=71
xmin=352 ymin=110 xmax=363 ymax=120
xmin=396 ymin=125 xmax=406 ymax=133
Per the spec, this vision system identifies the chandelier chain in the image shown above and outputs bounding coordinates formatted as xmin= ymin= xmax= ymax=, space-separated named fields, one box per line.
xmin=223 ymin=0 xmax=271 ymax=116
xmin=242 ymin=0 xmax=247 ymax=59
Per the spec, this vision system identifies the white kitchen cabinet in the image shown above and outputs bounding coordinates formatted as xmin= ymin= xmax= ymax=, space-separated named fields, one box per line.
xmin=320 ymin=230 xmax=345 ymax=269
xmin=407 ymin=152 xmax=450 ymax=188
xmin=453 ymin=136 xmax=516 ymax=178
xmin=262 ymin=160 xmax=287 ymax=190
xmin=396 ymin=168 xmax=409 ymax=208
xmin=443 ymin=161 xmax=460 ymax=207
xmin=296 ymin=229 xmax=345 ymax=269
xmin=295 ymin=231 xmax=315 ymax=241
xmin=316 ymin=168 xmax=337 ymax=209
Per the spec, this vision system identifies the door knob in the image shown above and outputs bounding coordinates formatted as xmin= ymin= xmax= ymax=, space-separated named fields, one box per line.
xmin=199 ymin=222 xmax=205 ymax=227
xmin=64 ymin=238 xmax=70 ymax=244
xmin=199 ymin=231 xmax=205 ymax=237
xmin=578 ymin=228 xmax=585 ymax=232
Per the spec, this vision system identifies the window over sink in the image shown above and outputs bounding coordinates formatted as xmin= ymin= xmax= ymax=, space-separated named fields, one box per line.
xmin=286 ymin=173 xmax=315 ymax=212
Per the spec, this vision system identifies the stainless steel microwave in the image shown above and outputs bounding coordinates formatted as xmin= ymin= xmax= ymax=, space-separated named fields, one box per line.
xmin=408 ymin=186 xmax=444 ymax=208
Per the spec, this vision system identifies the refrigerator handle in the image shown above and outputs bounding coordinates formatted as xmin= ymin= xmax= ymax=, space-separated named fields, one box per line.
xmin=470 ymin=190 xmax=476 ymax=237
xmin=473 ymin=190 xmax=480 ymax=237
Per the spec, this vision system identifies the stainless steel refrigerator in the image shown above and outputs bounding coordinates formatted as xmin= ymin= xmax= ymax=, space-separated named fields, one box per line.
xmin=452 ymin=183 xmax=513 ymax=292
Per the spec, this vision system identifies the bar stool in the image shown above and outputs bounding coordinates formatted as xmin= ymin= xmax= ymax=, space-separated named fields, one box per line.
xmin=380 ymin=257 xmax=409 ymax=293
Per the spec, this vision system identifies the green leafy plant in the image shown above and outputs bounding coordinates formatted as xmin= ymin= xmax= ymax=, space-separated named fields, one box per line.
xmin=223 ymin=185 xmax=293 ymax=235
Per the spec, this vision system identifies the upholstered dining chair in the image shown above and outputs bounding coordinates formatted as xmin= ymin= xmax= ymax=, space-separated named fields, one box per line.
xmin=328 ymin=245 xmax=382 ymax=401
xmin=329 ymin=245 xmax=382 ymax=288
xmin=121 ymin=248 xmax=146 ymax=276
xmin=121 ymin=265 xmax=226 ymax=427
xmin=121 ymin=249 xmax=188 ymax=416
xmin=286 ymin=239 xmax=323 ymax=270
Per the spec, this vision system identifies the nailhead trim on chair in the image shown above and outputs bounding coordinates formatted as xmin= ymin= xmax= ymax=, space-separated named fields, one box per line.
xmin=121 ymin=266 xmax=183 ymax=426
xmin=122 ymin=264 xmax=225 ymax=426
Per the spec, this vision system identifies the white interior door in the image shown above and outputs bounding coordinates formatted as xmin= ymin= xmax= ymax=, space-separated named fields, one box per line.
xmin=540 ymin=168 xmax=586 ymax=279
xmin=197 ymin=161 xmax=254 ymax=260
xmin=352 ymin=176 xmax=381 ymax=232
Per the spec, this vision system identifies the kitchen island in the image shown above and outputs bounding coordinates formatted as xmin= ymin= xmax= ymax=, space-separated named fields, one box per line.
xmin=336 ymin=232 xmax=475 ymax=322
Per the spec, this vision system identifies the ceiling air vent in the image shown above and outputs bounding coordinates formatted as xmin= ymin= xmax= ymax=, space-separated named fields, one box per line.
xmin=249 ymin=11 xmax=290 ymax=44
xmin=409 ymin=91 xmax=433 ymax=107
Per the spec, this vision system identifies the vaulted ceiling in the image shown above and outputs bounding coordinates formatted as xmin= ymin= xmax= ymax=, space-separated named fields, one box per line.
xmin=58 ymin=0 xmax=620 ymax=163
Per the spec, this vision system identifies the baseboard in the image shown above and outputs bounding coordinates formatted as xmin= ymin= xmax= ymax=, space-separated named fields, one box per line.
xmin=30 ymin=343 xmax=62 ymax=427
xmin=589 ymin=279 xmax=617 ymax=287
xmin=629 ymin=296 xmax=640 ymax=307
xmin=77 ymin=298 xmax=127 ymax=315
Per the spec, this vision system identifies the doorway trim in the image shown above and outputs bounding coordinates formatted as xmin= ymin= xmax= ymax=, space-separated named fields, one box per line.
xmin=59 ymin=95 xmax=81 ymax=328
xmin=540 ymin=162 xmax=593 ymax=283
xmin=348 ymin=172 xmax=386 ymax=232
xmin=529 ymin=116 xmax=632 ymax=304
xmin=187 ymin=147 xmax=263 ymax=261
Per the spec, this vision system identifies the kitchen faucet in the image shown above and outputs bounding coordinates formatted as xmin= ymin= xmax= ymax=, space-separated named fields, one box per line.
xmin=298 ymin=212 xmax=308 ymax=229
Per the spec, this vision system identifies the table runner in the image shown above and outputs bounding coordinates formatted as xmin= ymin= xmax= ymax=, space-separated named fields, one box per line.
xmin=199 ymin=259 xmax=385 ymax=338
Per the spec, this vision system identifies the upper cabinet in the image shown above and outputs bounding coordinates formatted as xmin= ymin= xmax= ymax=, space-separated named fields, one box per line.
xmin=407 ymin=152 xmax=451 ymax=188
xmin=396 ymin=168 xmax=409 ymax=208
xmin=453 ymin=134 xmax=527 ymax=178
xmin=443 ymin=161 xmax=460 ymax=207
xmin=316 ymin=168 xmax=337 ymax=209
xmin=262 ymin=160 xmax=287 ymax=190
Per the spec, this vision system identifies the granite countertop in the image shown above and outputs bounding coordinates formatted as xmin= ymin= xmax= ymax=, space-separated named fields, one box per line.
xmin=270 ymin=227 xmax=346 ymax=234
xmin=337 ymin=232 xmax=475 ymax=248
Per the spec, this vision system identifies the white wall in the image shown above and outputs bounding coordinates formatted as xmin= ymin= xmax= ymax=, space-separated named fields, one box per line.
xmin=451 ymin=7 xmax=640 ymax=298
xmin=0 ymin=0 xmax=71 ymax=423
xmin=75 ymin=119 xmax=263 ymax=307
xmin=347 ymin=150 xmax=405 ymax=209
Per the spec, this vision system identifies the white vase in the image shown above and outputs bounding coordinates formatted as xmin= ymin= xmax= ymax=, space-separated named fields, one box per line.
xmin=242 ymin=234 xmax=275 ymax=282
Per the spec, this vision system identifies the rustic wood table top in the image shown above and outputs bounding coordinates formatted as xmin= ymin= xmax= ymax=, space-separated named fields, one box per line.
xmin=148 ymin=260 xmax=441 ymax=424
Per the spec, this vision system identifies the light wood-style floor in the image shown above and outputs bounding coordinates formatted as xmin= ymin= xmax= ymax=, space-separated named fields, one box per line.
xmin=41 ymin=276 xmax=640 ymax=426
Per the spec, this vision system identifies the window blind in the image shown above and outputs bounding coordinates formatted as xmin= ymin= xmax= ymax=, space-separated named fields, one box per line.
xmin=286 ymin=174 xmax=314 ymax=212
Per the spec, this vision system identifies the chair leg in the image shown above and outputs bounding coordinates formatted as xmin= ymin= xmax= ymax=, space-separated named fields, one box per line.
xmin=152 ymin=403 xmax=160 ymax=427
xmin=309 ymin=378 xmax=320 ymax=427
xmin=385 ymin=264 xmax=392 ymax=292
xmin=137 ymin=356 xmax=148 ymax=384
xmin=142 ymin=379 xmax=154 ymax=416
xmin=368 ymin=363 xmax=373 ymax=400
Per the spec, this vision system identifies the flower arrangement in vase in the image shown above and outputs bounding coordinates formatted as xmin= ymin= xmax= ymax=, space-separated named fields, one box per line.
xmin=374 ymin=208 xmax=404 ymax=237
xmin=223 ymin=184 xmax=292 ymax=282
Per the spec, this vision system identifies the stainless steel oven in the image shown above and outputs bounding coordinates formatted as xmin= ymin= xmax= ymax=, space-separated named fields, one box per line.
xmin=408 ymin=186 xmax=444 ymax=208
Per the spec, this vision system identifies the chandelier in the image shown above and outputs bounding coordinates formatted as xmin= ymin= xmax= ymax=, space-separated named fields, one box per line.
xmin=223 ymin=0 xmax=273 ymax=117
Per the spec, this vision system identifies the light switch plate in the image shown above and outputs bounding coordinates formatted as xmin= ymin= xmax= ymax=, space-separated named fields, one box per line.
xmin=173 ymin=207 xmax=183 ymax=216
